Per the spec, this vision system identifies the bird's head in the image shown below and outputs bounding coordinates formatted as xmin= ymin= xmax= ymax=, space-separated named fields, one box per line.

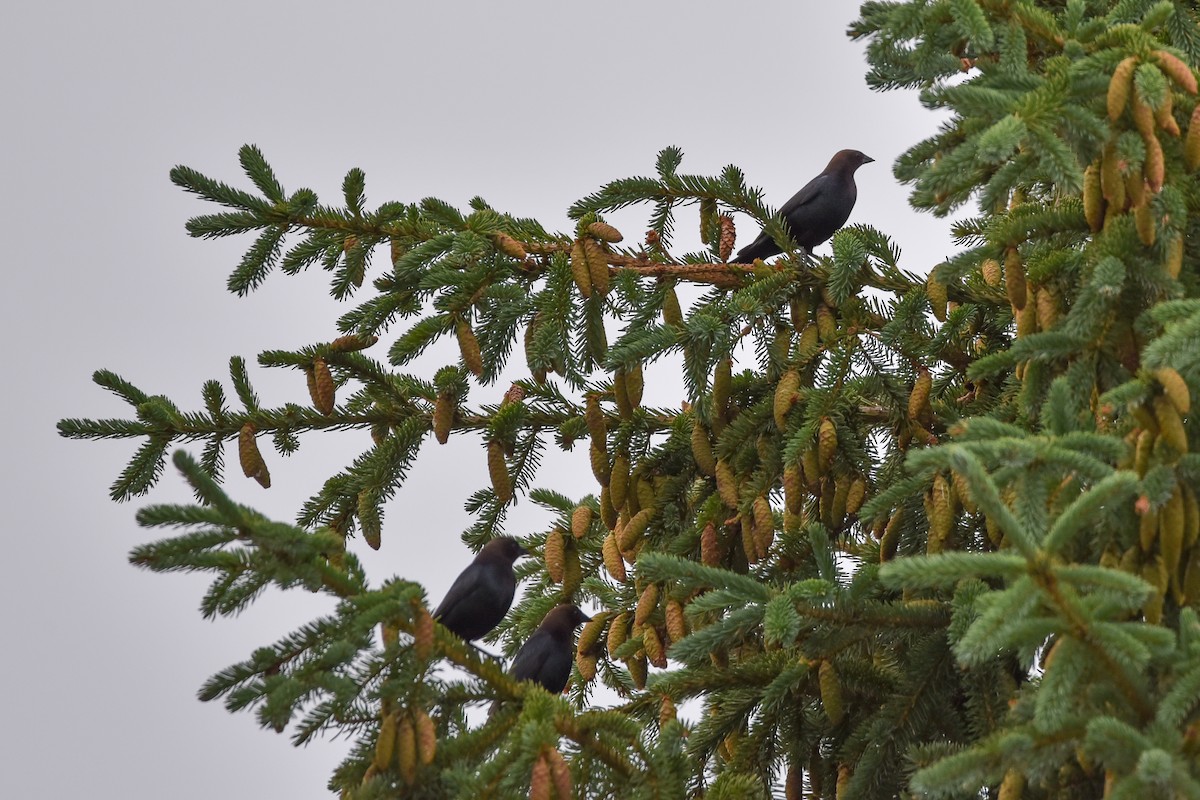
xmin=830 ymin=149 xmax=874 ymax=172
xmin=482 ymin=535 xmax=529 ymax=563
xmin=546 ymin=603 xmax=592 ymax=631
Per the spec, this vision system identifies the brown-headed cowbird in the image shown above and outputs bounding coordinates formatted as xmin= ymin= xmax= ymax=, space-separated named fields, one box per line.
xmin=734 ymin=149 xmax=874 ymax=263
xmin=508 ymin=604 xmax=591 ymax=694
xmin=432 ymin=536 xmax=527 ymax=641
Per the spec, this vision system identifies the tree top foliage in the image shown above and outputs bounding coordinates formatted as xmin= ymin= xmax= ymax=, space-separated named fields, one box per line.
xmin=58 ymin=1 xmax=1200 ymax=798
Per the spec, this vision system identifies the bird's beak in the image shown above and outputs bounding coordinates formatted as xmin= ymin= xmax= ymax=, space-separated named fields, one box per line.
xmin=863 ymin=155 xmax=875 ymax=164
xmin=580 ymin=612 xmax=593 ymax=623
xmin=517 ymin=544 xmax=529 ymax=557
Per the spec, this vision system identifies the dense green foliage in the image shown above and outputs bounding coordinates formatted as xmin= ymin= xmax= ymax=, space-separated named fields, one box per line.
xmin=59 ymin=1 xmax=1200 ymax=797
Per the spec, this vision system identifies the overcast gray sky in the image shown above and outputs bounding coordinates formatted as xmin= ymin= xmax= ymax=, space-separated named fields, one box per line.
xmin=3 ymin=2 xmax=956 ymax=797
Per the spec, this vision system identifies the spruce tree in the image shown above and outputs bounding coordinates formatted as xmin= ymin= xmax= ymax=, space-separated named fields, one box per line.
xmin=58 ymin=1 xmax=1200 ymax=797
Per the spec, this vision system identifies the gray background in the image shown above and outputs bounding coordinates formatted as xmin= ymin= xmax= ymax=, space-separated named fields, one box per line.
xmin=3 ymin=2 xmax=955 ymax=797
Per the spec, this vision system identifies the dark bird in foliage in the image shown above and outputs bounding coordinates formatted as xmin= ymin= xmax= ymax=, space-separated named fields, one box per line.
xmin=432 ymin=536 xmax=527 ymax=642
xmin=733 ymin=149 xmax=874 ymax=263
xmin=509 ymin=604 xmax=592 ymax=695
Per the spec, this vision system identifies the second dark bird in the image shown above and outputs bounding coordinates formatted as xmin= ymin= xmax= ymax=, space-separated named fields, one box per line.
xmin=733 ymin=149 xmax=874 ymax=264
xmin=508 ymin=604 xmax=591 ymax=695
xmin=432 ymin=536 xmax=527 ymax=642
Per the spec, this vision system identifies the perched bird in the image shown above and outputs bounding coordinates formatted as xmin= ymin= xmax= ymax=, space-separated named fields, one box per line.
xmin=733 ymin=149 xmax=874 ymax=263
xmin=509 ymin=604 xmax=592 ymax=695
xmin=432 ymin=536 xmax=527 ymax=642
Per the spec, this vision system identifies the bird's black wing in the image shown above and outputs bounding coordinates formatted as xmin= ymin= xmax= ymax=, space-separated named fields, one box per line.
xmin=735 ymin=173 xmax=833 ymax=262
xmin=776 ymin=172 xmax=831 ymax=217
xmin=510 ymin=630 xmax=553 ymax=682
xmin=432 ymin=562 xmax=486 ymax=621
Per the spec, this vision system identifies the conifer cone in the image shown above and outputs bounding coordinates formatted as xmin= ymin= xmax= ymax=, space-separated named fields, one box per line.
xmin=718 ymin=215 xmax=736 ymax=262
xmin=634 ymin=583 xmax=659 ymax=627
xmin=1161 ymin=488 xmax=1185 ymax=578
xmin=599 ymin=486 xmax=617 ymax=530
xmin=396 ymin=715 xmax=417 ymax=783
xmin=620 ymin=507 xmax=652 ymax=551
xmin=575 ymin=651 xmax=597 ymax=682
xmin=1100 ymin=141 xmax=1125 ymax=207
xmin=1182 ymin=485 xmax=1200 ymax=548
xmin=583 ymin=238 xmax=610 ymax=295
xmin=1134 ymin=202 xmax=1156 ymax=246
xmin=1156 ymin=367 xmax=1191 ymax=414
xmin=798 ymin=322 xmax=821 ymax=362
xmin=819 ymin=660 xmax=844 ymax=725
xmin=715 ymin=459 xmax=739 ymax=507
xmin=455 ymin=319 xmax=483 ymax=377
xmin=665 ymin=599 xmax=687 ymax=643
xmin=1108 ymin=57 xmax=1137 ymax=121
xmin=981 ymin=258 xmax=1002 ymax=287
xmin=488 ymin=440 xmax=513 ymax=503
xmin=996 ymin=768 xmax=1025 ymax=800
xmin=569 ymin=239 xmax=593 ymax=298
xmin=562 ymin=545 xmax=582 ymax=597
xmin=545 ymin=748 xmax=573 ymax=800
xmin=774 ymin=369 xmax=801 ymax=430
xmin=1156 ymin=91 xmax=1180 ymax=136
xmin=818 ymin=418 xmax=838 ymax=472
xmin=786 ymin=763 xmax=804 ymax=800
xmin=926 ymin=273 xmax=948 ymax=322
xmin=530 ymin=755 xmax=551 ymax=800
xmin=928 ymin=474 xmax=954 ymax=552
xmin=571 ymin=505 xmax=593 ymax=539
xmin=413 ymin=709 xmax=436 ymax=766
xmin=627 ymin=653 xmax=648 ymax=689
xmin=816 ymin=303 xmax=837 ymax=341
xmin=951 ymin=471 xmax=977 ymax=514
xmin=790 ymin=292 xmax=811 ymax=330
xmin=741 ymin=513 xmax=759 ymax=564
xmin=238 ymin=422 xmax=271 ymax=488
xmin=753 ymin=495 xmax=774 ymax=558
xmin=691 ymin=418 xmax=717 ymax=476
xmin=413 ymin=604 xmax=434 ymax=661
xmin=1145 ymin=133 xmax=1165 ymax=191
xmin=609 ymin=451 xmax=630 ymax=509
xmin=662 ymin=285 xmax=683 ymax=327
xmin=1004 ymin=247 xmax=1027 ymax=310
xmin=588 ymin=221 xmax=623 ymax=243
xmin=712 ymin=357 xmax=732 ymax=418
xmin=846 ymin=476 xmax=867 ymax=515
xmin=433 ymin=393 xmax=453 ymax=444
xmin=602 ymin=532 xmax=626 ymax=582
xmin=310 ymin=358 xmax=336 ymax=414
xmin=544 ymin=528 xmax=565 ymax=583
xmin=1155 ymin=395 xmax=1188 ymax=453
xmin=1154 ymin=50 xmax=1198 ymax=94
xmin=329 ymin=333 xmax=378 ymax=352
xmin=701 ymin=521 xmax=721 ymax=566
xmin=644 ymin=626 xmax=667 ymax=668
xmin=1186 ymin=106 xmax=1200 ymax=170
xmin=493 ymin=232 xmax=527 ymax=259
xmin=784 ymin=464 xmax=804 ymax=515
xmin=659 ymin=694 xmax=677 ymax=727
xmin=1166 ymin=235 xmax=1184 ymax=278
xmin=908 ymin=367 xmax=932 ymax=423
xmin=590 ymin=442 xmax=610 ymax=487
xmin=1083 ymin=163 xmax=1104 ymax=231
xmin=607 ymin=612 xmax=629 ymax=659
xmin=577 ymin=612 xmax=609 ymax=657
xmin=585 ymin=394 xmax=606 ymax=447
xmin=626 ymin=363 xmax=644 ymax=407
xmin=374 ymin=711 xmax=398 ymax=770
xmin=357 ymin=491 xmax=381 ymax=550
